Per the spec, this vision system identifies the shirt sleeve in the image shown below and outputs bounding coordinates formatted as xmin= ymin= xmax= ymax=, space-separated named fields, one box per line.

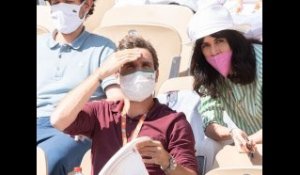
xmin=254 ymin=43 xmax=262 ymax=88
xmin=99 ymin=41 xmax=119 ymax=91
xmin=199 ymin=95 xmax=227 ymax=130
xmin=168 ymin=112 xmax=199 ymax=174
xmin=88 ymin=36 xmax=118 ymax=100
xmin=63 ymin=101 xmax=103 ymax=138
xmin=253 ymin=43 xmax=263 ymax=122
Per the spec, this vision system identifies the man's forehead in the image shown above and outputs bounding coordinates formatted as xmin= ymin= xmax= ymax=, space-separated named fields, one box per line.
xmin=139 ymin=49 xmax=153 ymax=63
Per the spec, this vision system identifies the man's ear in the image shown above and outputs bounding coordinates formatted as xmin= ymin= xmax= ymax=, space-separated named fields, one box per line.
xmin=155 ymin=69 xmax=159 ymax=82
xmin=85 ymin=0 xmax=94 ymax=9
xmin=82 ymin=0 xmax=93 ymax=15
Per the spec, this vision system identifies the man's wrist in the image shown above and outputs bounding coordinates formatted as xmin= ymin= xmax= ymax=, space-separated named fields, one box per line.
xmin=160 ymin=155 xmax=177 ymax=174
xmin=95 ymin=68 xmax=104 ymax=84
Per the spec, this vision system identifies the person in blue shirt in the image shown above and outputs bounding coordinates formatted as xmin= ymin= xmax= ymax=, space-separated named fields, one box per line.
xmin=37 ymin=0 xmax=123 ymax=175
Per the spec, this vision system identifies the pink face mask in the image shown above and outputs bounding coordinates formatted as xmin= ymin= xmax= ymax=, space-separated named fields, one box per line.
xmin=206 ymin=51 xmax=232 ymax=77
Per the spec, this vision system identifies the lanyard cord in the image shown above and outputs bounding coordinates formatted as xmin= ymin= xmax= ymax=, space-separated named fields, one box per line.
xmin=121 ymin=110 xmax=147 ymax=146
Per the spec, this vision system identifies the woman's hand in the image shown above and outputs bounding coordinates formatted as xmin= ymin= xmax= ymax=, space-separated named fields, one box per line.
xmin=230 ymin=128 xmax=256 ymax=153
xmin=248 ymin=129 xmax=262 ymax=144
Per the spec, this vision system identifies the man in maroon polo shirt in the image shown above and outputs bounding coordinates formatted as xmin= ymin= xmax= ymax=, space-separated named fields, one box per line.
xmin=51 ymin=35 xmax=199 ymax=175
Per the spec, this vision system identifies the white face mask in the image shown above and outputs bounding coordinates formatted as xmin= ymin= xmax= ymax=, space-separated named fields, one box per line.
xmin=50 ymin=1 xmax=86 ymax=34
xmin=120 ymin=71 xmax=156 ymax=102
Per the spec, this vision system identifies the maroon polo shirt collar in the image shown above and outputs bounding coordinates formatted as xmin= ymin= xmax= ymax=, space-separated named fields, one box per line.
xmin=110 ymin=98 xmax=161 ymax=121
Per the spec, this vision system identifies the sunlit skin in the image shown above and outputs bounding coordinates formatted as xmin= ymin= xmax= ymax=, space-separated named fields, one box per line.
xmin=119 ymin=48 xmax=157 ymax=77
xmin=200 ymin=36 xmax=232 ymax=58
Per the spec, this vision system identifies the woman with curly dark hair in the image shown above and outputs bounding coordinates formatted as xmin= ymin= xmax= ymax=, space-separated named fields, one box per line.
xmin=187 ymin=3 xmax=262 ymax=172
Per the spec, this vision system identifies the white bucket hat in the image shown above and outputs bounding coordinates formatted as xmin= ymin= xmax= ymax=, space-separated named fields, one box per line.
xmin=187 ymin=3 xmax=250 ymax=43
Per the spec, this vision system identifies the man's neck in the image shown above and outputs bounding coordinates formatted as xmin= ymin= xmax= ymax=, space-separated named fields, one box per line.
xmin=55 ymin=25 xmax=84 ymax=44
xmin=124 ymin=97 xmax=155 ymax=119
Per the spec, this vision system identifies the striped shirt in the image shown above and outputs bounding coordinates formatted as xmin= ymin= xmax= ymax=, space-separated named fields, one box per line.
xmin=199 ymin=44 xmax=262 ymax=135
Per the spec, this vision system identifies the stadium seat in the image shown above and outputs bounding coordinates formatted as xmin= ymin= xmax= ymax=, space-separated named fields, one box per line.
xmin=37 ymin=5 xmax=54 ymax=34
xmin=206 ymin=166 xmax=262 ymax=175
xmin=37 ymin=147 xmax=48 ymax=175
xmin=98 ymin=4 xmax=194 ymax=75
xmin=157 ymin=76 xmax=194 ymax=94
xmin=99 ymin=4 xmax=192 ymax=42
xmin=37 ymin=25 xmax=50 ymax=35
xmin=84 ymin=0 xmax=115 ymax=32
xmin=93 ymin=23 xmax=182 ymax=93
xmin=213 ymin=144 xmax=262 ymax=169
